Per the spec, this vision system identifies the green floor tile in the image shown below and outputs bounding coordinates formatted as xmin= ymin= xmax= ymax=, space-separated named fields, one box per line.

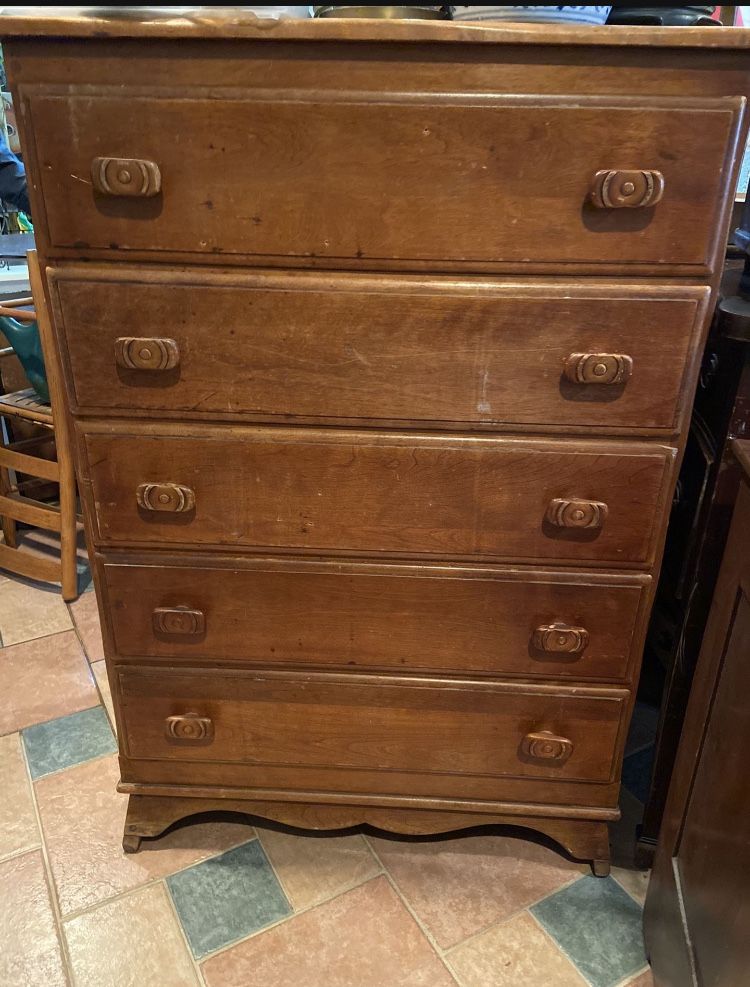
xmin=531 ymin=876 xmax=647 ymax=987
xmin=22 ymin=705 xmax=116 ymax=779
xmin=167 ymin=839 xmax=291 ymax=958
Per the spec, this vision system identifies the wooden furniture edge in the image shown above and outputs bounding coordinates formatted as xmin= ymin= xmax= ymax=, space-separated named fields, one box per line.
xmin=121 ymin=792 xmax=613 ymax=875
xmin=1 ymin=17 xmax=749 ymax=49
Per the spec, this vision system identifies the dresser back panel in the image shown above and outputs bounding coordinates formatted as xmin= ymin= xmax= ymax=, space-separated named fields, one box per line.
xmin=51 ymin=268 xmax=707 ymax=432
xmin=28 ymin=90 xmax=741 ymax=273
xmin=81 ymin=427 xmax=674 ymax=565
xmin=102 ymin=557 xmax=649 ymax=682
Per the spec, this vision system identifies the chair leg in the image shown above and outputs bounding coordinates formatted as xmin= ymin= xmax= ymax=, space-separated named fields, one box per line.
xmin=59 ymin=465 xmax=78 ymax=601
xmin=0 ymin=464 xmax=18 ymax=548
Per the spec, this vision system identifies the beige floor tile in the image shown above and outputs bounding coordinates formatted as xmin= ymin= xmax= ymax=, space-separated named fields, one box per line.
xmin=0 ymin=629 xmax=97 ymax=733
xmin=202 ymin=875 xmax=454 ymax=987
xmin=0 ymin=733 xmax=39 ymax=860
xmin=0 ymin=575 xmax=73 ymax=647
xmin=257 ymin=828 xmax=380 ymax=910
xmin=69 ymin=592 xmax=105 ymax=663
xmin=65 ymin=882 xmax=199 ymax=987
xmin=626 ymin=968 xmax=654 ymax=987
xmin=448 ymin=911 xmax=587 ymax=987
xmin=612 ymin=864 xmax=650 ymax=905
xmin=91 ymin=660 xmax=116 ymax=732
xmin=0 ymin=849 xmax=67 ymax=987
xmin=36 ymin=755 xmax=255 ymax=915
xmin=369 ymin=832 xmax=584 ymax=949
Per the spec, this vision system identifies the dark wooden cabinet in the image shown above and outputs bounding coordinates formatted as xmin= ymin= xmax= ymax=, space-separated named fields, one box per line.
xmin=638 ymin=260 xmax=750 ymax=865
xmin=644 ymin=439 xmax=750 ymax=987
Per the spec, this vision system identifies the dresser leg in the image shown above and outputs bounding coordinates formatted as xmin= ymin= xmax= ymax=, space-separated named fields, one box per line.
xmin=122 ymin=834 xmax=142 ymax=854
xmin=592 ymin=858 xmax=611 ymax=878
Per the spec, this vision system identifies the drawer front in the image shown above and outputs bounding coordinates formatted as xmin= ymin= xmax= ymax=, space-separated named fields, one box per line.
xmin=118 ymin=666 xmax=629 ymax=785
xmin=102 ymin=558 xmax=649 ymax=682
xmin=52 ymin=268 xmax=707 ymax=431
xmin=82 ymin=427 xmax=674 ymax=565
xmin=29 ymin=91 xmax=741 ymax=273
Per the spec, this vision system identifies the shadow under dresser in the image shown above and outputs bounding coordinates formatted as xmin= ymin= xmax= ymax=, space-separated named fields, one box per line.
xmin=4 ymin=12 xmax=750 ymax=874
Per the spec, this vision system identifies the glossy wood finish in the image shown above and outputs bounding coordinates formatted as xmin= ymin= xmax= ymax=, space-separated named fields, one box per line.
xmin=26 ymin=92 xmax=741 ymax=274
xmin=50 ymin=268 xmax=708 ymax=432
xmin=118 ymin=666 xmax=628 ymax=785
xmin=101 ymin=556 xmax=650 ymax=682
xmin=121 ymin=793 xmax=611 ymax=873
xmin=644 ymin=443 xmax=750 ymax=987
xmin=6 ymin=17 xmax=748 ymax=870
xmin=81 ymin=425 xmax=675 ymax=565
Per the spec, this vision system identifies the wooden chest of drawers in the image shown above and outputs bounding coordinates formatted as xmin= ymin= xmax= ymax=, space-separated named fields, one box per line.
xmin=5 ymin=13 xmax=750 ymax=873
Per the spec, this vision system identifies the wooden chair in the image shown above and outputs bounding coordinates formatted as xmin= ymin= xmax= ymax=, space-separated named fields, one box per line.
xmin=0 ymin=250 xmax=79 ymax=599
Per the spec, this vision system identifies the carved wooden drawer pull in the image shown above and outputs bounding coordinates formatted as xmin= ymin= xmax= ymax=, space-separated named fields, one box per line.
xmin=546 ymin=498 xmax=608 ymax=530
xmin=590 ymin=169 xmax=665 ymax=209
xmin=136 ymin=482 xmax=195 ymax=513
xmin=91 ymin=157 xmax=161 ymax=197
xmin=165 ymin=713 xmax=214 ymax=745
xmin=532 ymin=622 xmax=590 ymax=655
xmin=115 ymin=337 xmax=180 ymax=372
xmin=522 ymin=730 xmax=573 ymax=764
xmin=153 ymin=606 xmax=205 ymax=636
xmin=563 ymin=353 xmax=633 ymax=385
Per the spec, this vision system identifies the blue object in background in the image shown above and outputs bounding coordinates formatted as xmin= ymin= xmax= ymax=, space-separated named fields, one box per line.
xmin=0 ymin=313 xmax=49 ymax=402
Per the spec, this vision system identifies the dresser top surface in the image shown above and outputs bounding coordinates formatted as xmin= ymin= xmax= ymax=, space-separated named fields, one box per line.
xmin=2 ymin=11 xmax=750 ymax=50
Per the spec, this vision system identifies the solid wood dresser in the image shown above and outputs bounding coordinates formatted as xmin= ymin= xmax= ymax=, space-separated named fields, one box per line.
xmin=4 ymin=13 xmax=750 ymax=874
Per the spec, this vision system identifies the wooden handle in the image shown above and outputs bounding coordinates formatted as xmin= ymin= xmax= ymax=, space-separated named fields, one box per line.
xmin=522 ymin=731 xmax=573 ymax=763
xmin=546 ymin=498 xmax=608 ymax=529
xmin=136 ymin=482 xmax=195 ymax=513
xmin=91 ymin=157 xmax=161 ymax=197
xmin=590 ymin=169 xmax=664 ymax=208
xmin=532 ymin=622 xmax=590 ymax=655
xmin=563 ymin=353 xmax=632 ymax=385
xmin=153 ymin=606 xmax=205 ymax=635
xmin=115 ymin=337 xmax=179 ymax=371
xmin=165 ymin=714 xmax=214 ymax=745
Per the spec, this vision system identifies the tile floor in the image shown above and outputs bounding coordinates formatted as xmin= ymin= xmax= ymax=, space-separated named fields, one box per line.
xmin=0 ymin=564 xmax=656 ymax=987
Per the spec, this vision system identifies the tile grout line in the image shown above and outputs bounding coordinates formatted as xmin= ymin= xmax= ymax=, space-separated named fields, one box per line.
xmin=252 ymin=827 xmax=297 ymax=909
xmin=58 ymin=831 xmax=259 ymax=924
xmin=1 ymin=700 xmax=104 ymax=743
xmin=0 ymin=620 xmax=76 ymax=652
xmin=161 ymin=877 xmax=208 ymax=987
xmin=362 ymin=836 xmax=461 ymax=986
xmin=195 ymin=862 xmax=388 ymax=965
xmin=24 ymin=734 xmax=115 ymax=784
xmin=19 ymin=730 xmax=76 ymax=987
xmin=0 ymin=840 xmax=43 ymax=865
xmin=527 ymin=906 xmax=650 ymax=987
xmin=440 ymin=871 xmax=588 ymax=959
xmin=610 ymin=868 xmax=649 ymax=906
xmin=612 ymin=964 xmax=652 ymax=987
xmin=65 ymin=598 xmax=117 ymax=734
xmin=525 ymin=908 xmax=595 ymax=986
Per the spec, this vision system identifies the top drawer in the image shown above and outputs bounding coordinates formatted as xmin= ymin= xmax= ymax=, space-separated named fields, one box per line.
xmin=26 ymin=90 xmax=742 ymax=274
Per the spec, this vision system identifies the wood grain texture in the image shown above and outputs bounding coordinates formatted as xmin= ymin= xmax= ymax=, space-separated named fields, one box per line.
xmin=117 ymin=665 xmax=628 ymax=785
xmin=7 ymin=22 xmax=746 ymax=866
xmin=50 ymin=268 xmax=708 ymax=432
xmin=81 ymin=425 xmax=675 ymax=565
xmin=26 ymin=91 xmax=741 ymax=274
xmin=121 ymin=792 xmax=611 ymax=874
xmin=100 ymin=556 xmax=649 ymax=682
xmin=2 ymin=15 xmax=749 ymax=48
